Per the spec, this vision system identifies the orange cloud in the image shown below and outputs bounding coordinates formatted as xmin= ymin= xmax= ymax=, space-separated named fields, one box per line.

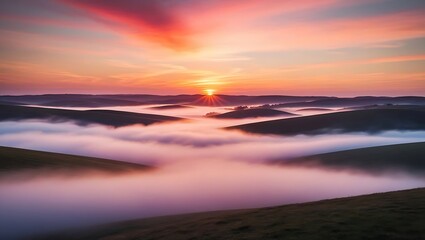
xmin=280 ymin=54 xmax=425 ymax=72
xmin=367 ymin=54 xmax=425 ymax=64
xmin=215 ymin=10 xmax=425 ymax=53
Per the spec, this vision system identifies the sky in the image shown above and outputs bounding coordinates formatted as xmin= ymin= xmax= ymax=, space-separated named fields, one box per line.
xmin=0 ymin=0 xmax=424 ymax=96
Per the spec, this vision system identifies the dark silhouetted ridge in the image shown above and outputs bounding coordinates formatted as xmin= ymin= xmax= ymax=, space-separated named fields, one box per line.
xmin=227 ymin=108 xmax=425 ymax=135
xmin=0 ymin=104 xmax=182 ymax=127
xmin=0 ymin=146 xmax=150 ymax=174
xmin=149 ymin=104 xmax=192 ymax=110
xmin=210 ymin=108 xmax=295 ymax=119
xmin=280 ymin=142 xmax=425 ymax=176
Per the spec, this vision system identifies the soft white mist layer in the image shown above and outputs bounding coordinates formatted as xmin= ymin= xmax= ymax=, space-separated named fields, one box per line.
xmin=1 ymin=120 xmax=424 ymax=165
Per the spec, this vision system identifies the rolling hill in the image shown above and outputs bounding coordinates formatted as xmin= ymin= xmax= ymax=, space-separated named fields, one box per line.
xmin=149 ymin=104 xmax=192 ymax=110
xmin=279 ymin=142 xmax=425 ymax=176
xmin=0 ymin=146 xmax=150 ymax=174
xmin=271 ymin=96 xmax=425 ymax=108
xmin=210 ymin=108 xmax=295 ymax=119
xmin=35 ymin=188 xmax=425 ymax=240
xmin=227 ymin=108 xmax=425 ymax=135
xmin=0 ymin=94 xmax=328 ymax=107
xmin=0 ymin=104 xmax=182 ymax=127
xmin=1 ymin=95 xmax=423 ymax=108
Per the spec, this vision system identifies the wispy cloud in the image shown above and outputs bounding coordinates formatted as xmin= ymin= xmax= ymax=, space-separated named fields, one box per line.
xmin=0 ymin=0 xmax=424 ymax=95
xmin=280 ymin=54 xmax=425 ymax=72
xmin=62 ymin=0 xmax=196 ymax=51
xmin=60 ymin=1 xmax=425 ymax=53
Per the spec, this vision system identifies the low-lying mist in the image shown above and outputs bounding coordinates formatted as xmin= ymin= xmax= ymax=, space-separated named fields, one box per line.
xmin=1 ymin=159 xmax=423 ymax=239
xmin=1 ymin=120 xmax=423 ymax=166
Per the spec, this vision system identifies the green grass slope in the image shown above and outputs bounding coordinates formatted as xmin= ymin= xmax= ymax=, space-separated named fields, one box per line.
xmin=36 ymin=188 xmax=425 ymax=240
xmin=227 ymin=108 xmax=425 ymax=135
xmin=0 ymin=146 xmax=149 ymax=174
xmin=281 ymin=142 xmax=425 ymax=176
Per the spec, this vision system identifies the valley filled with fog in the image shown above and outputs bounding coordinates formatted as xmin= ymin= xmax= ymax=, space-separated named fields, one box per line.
xmin=1 ymin=104 xmax=424 ymax=239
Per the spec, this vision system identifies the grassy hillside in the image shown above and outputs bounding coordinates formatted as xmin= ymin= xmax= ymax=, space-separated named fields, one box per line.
xmin=281 ymin=142 xmax=425 ymax=176
xmin=227 ymin=108 xmax=425 ymax=135
xmin=36 ymin=188 xmax=425 ymax=240
xmin=0 ymin=104 xmax=182 ymax=127
xmin=211 ymin=108 xmax=295 ymax=119
xmin=0 ymin=146 xmax=150 ymax=174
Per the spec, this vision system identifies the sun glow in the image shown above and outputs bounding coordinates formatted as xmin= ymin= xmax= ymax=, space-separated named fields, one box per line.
xmin=204 ymin=89 xmax=216 ymax=96
xmin=195 ymin=89 xmax=224 ymax=106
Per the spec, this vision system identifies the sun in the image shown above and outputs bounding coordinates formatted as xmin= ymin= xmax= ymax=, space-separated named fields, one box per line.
xmin=195 ymin=89 xmax=224 ymax=106
xmin=204 ymin=89 xmax=216 ymax=96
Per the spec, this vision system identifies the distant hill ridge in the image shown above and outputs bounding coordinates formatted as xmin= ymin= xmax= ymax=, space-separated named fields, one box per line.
xmin=210 ymin=108 xmax=295 ymax=119
xmin=0 ymin=146 xmax=150 ymax=174
xmin=280 ymin=142 xmax=425 ymax=176
xmin=0 ymin=104 xmax=182 ymax=127
xmin=2 ymin=94 xmax=422 ymax=107
xmin=228 ymin=108 xmax=425 ymax=135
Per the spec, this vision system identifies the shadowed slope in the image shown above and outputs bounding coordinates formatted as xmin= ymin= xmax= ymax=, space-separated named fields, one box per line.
xmin=227 ymin=108 xmax=425 ymax=135
xmin=149 ymin=104 xmax=192 ymax=110
xmin=1 ymin=95 xmax=423 ymax=108
xmin=274 ymin=96 xmax=425 ymax=108
xmin=0 ymin=94 xmax=327 ymax=107
xmin=344 ymin=104 xmax=425 ymax=111
xmin=35 ymin=188 xmax=425 ymax=240
xmin=296 ymin=108 xmax=333 ymax=112
xmin=210 ymin=108 xmax=295 ymax=119
xmin=0 ymin=146 xmax=150 ymax=174
xmin=280 ymin=142 xmax=425 ymax=176
xmin=43 ymin=98 xmax=143 ymax=107
xmin=0 ymin=104 xmax=182 ymax=127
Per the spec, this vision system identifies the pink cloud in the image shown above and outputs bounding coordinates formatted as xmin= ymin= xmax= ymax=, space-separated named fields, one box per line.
xmin=5 ymin=1 xmax=425 ymax=53
xmin=0 ymin=14 xmax=102 ymax=32
xmin=60 ymin=0 xmax=339 ymax=51
xmin=62 ymin=0 xmax=196 ymax=51
xmin=241 ymin=10 xmax=425 ymax=52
